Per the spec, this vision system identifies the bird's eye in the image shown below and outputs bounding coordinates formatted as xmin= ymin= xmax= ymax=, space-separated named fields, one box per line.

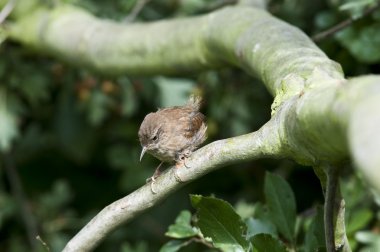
xmin=152 ymin=135 xmax=158 ymax=141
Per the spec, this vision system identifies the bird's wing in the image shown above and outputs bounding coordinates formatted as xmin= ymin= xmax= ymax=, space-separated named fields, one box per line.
xmin=184 ymin=111 xmax=205 ymax=139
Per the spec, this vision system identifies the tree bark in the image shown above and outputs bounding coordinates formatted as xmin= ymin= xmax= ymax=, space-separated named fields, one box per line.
xmin=3 ymin=1 xmax=380 ymax=251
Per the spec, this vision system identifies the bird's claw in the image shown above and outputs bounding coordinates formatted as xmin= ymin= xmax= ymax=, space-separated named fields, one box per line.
xmin=146 ymin=175 xmax=158 ymax=194
xmin=146 ymin=162 xmax=163 ymax=194
xmin=178 ymin=150 xmax=192 ymax=168
xmin=174 ymin=165 xmax=184 ymax=182
xmin=181 ymin=156 xmax=190 ymax=168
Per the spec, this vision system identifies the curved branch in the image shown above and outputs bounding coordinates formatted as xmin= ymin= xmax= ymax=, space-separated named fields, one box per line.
xmin=5 ymin=2 xmax=380 ymax=251
xmin=6 ymin=4 xmax=342 ymax=93
xmin=62 ymin=73 xmax=380 ymax=251
xmin=62 ymin=119 xmax=283 ymax=251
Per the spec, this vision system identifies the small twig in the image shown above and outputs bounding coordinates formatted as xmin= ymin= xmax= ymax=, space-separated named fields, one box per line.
xmin=36 ymin=235 xmax=51 ymax=252
xmin=312 ymin=1 xmax=380 ymax=42
xmin=3 ymin=151 xmax=39 ymax=250
xmin=0 ymin=0 xmax=16 ymax=24
xmin=324 ymin=165 xmax=339 ymax=252
xmin=123 ymin=0 xmax=151 ymax=23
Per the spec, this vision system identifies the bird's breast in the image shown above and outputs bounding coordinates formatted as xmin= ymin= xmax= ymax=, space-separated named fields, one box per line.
xmin=148 ymin=147 xmax=177 ymax=162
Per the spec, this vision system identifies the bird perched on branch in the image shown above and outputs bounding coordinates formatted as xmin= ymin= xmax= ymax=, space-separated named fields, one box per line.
xmin=138 ymin=95 xmax=207 ymax=189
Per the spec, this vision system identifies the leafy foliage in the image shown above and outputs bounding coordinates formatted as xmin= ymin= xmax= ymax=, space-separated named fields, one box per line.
xmin=0 ymin=0 xmax=379 ymax=251
xmin=161 ymin=172 xmax=367 ymax=251
xmin=251 ymin=234 xmax=287 ymax=252
xmin=191 ymin=195 xmax=249 ymax=251
xmin=264 ymin=172 xmax=296 ymax=244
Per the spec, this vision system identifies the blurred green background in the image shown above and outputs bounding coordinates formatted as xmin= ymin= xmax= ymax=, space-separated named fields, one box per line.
xmin=0 ymin=0 xmax=379 ymax=251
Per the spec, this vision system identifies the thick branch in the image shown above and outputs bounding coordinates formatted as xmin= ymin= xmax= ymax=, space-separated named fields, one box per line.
xmin=6 ymin=4 xmax=342 ymax=93
xmin=62 ymin=73 xmax=380 ymax=251
xmin=4 ymin=2 xmax=380 ymax=251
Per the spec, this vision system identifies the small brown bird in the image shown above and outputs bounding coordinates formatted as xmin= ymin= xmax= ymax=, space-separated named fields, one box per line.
xmin=138 ymin=96 xmax=207 ymax=183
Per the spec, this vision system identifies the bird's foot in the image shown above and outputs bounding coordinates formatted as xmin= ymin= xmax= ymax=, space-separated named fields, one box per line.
xmin=174 ymin=163 xmax=184 ymax=182
xmin=146 ymin=176 xmax=158 ymax=194
xmin=178 ymin=150 xmax=192 ymax=168
xmin=174 ymin=150 xmax=193 ymax=182
xmin=146 ymin=162 xmax=163 ymax=194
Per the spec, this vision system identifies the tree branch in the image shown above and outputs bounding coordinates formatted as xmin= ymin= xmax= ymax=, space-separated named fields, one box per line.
xmin=312 ymin=1 xmax=380 ymax=42
xmin=62 ymin=73 xmax=380 ymax=251
xmin=62 ymin=119 xmax=283 ymax=251
xmin=4 ymin=2 xmax=380 ymax=251
xmin=324 ymin=165 xmax=339 ymax=252
xmin=6 ymin=4 xmax=342 ymax=92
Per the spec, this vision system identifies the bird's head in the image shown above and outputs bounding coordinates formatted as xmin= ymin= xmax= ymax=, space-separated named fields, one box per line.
xmin=138 ymin=113 xmax=163 ymax=161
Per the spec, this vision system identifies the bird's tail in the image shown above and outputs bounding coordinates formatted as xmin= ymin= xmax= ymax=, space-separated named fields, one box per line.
xmin=186 ymin=95 xmax=203 ymax=111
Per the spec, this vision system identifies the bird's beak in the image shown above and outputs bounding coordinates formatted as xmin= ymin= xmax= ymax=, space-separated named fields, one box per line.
xmin=140 ymin=147 xmax=147 ymax=162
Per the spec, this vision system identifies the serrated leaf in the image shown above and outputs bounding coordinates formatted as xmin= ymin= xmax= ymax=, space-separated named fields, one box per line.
xmin=264 ymin=172 xmax=296 ymax=243
xmin=246 ymin=217 xmax=277 ymax=239
xmin=165 ymin=210 xmax=199 ymax=238
xmin=251 ymin=233 xmax=287 ymax=252
xmin=159 ymin=240 xmax=189 ymax=252
xmin=304 ymin=206 xmax=326 ymax=252
xmin=191 ymin=195 xmax=249 ymax=251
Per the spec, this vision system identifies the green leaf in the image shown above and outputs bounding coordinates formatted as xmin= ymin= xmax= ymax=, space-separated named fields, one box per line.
xmin=336 ymin=23 xmax=380 ymax=63
xmin=159 ymin=240 xmax=189 ymax=252
xmin=191 ymin=195 xmax=249 ymax=251
xmin=315 ymin=10 xmax=339 ymax=30
xmin=264 ymin=172 xmax=296 ymax=243
xmin=355 ymin=231 xmax=380 ymax=251
xmin=346 ymin=208 xmax=373 ymax=234
xmin=246 ymin=217 xmax=277 ymax=239
xmin=235 ymin=200 xmax=256 ymax=219
xmin=165 ymin=210 xmax=199 ymax=238
xmin=251 ymin=233 xmax=287 ymax=252
xmin=304 ymin=206 xmax=326 ymax=252
xmin=339 ymin=0 xmax=377 ymax=19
